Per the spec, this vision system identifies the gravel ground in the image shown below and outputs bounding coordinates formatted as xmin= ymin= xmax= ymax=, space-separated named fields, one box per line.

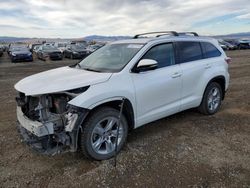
xmin=0 ymin=50 xmax=250 ymax=187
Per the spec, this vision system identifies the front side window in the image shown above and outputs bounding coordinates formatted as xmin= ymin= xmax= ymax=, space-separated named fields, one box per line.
xmin=176 ymin=42 xmax=203 ymax=63
xmin=201 ymin=42 xmax=221 ymax=58
xmin=78 ymin=43 xmax=143 ymax=72
xmin=141 ymin=43 xmax=175 ymax=68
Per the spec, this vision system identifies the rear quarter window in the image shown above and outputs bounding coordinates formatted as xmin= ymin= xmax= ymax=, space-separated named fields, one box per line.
xmin=176 ymin=42 xmax=203 ymax=63
xmin=201 ymin=42 xmax=221 ymax=58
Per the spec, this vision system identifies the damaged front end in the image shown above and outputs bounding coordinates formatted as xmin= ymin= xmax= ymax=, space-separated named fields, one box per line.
xmin=16 ymin=92 xmax=88 ymax=155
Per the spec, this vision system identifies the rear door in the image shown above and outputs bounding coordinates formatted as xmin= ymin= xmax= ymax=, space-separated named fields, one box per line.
xmin=175 ymin=41 xmax=207 ymax=110
xmin=176 ymin=40 xmax=224 ymax=111
xmin=131 ymin=43 xmax=182 ymax=127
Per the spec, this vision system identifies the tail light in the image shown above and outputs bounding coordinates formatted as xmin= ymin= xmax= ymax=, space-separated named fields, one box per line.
xmin=225 ymin=57 xmax=232 ymax=64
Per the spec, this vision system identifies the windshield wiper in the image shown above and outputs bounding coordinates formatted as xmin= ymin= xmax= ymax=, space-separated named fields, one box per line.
xmin=83 ymin=67 xmax=101 ymax=72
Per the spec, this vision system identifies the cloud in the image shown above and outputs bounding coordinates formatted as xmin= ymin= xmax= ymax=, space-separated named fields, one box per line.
xmin=0 ymin=0 xmax=249 ymax=37
xmin=237 ymin=13 xmax=250 ymax=19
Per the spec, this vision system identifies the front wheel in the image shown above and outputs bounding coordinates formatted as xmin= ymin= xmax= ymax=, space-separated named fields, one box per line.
xmin=80 ymin=107 xmax=128 ymax=160
xmin=198 ymin=82 xmax=222 ymax=115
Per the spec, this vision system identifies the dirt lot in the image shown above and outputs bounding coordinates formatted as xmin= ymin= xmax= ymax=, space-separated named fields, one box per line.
xmin=0 ymin=50 xmax=250 ymax=187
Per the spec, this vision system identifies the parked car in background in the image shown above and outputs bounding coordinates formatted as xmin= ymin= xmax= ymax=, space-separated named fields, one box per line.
xmin=64 ymin=44 xmax=88 ymax=59
xmin=43 ymin=42 xmax=55 ymax=47
xmin=219 ymin=43 xmax=228 ymax=51
xmin=238 ymin=39 xmax=250 ymax=49
xmin=86 ymin=44 xmax=104 ymax=53
xmin=10 ymin=47 xmax=33 ymax=63
xmin=224 ymin=39 xmax=240 ymax=48
xmin=33 ymin=45 xmax=42 ymax=55
xmin=0 ymin=45 xmax=4 ymax=57
xmin=29 ymin=43 xmax=42 ymax=52
xmin=37 ymin=45 xmax=62 ymax=61
xmin=0 ymin=44 xmax=7 ymax=52
xmin=8 ymin=44 xmax=27 ymax=55
xmin=70 ymin=40 xmax=87 ymax=46
xmin=218 ymin=39 xmax=237 ymax=50
xmin=54 ymin=42 xmax=68 ymax=53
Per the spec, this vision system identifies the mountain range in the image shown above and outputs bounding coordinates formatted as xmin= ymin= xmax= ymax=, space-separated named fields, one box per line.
xmin=0 ymin=32 xmax=249 ymax=43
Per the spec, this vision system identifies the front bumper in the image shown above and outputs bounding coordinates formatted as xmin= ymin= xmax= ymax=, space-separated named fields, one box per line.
xmin=12 ymin=55 xmax=33 ymax=62
xmin=17 ymin=106 xmax=54 ymax=137
xmin=72 ymin=52 xmax=88 ymax=59
xmin=16 ymin=105 xmax=89 ymax=155
xmin=16 ymin=122 xmax=57 ymax=154
xmin=49 ymin=53 xmax=62 ymax=60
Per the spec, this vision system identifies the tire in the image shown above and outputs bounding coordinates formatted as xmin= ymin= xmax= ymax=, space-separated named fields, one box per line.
xmin=198 ymin=82 xmax=222 ymax=115
xmin=80 ymin=107 xmax=128 ymax=160
xmin=70 ymin=53 xmax=74 ymax=59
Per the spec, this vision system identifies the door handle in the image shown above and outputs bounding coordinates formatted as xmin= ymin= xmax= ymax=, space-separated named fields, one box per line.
xmin=171 ymin=72 xmax=182 ymax=78
xmin=205 ymin=64 xmax=211 ymax=69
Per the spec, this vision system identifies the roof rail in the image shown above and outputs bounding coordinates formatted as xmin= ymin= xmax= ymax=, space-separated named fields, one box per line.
xmin=178 ymin=32 xmax=199 ymax=36
xmin=133 ymin=31 xmax=179 ymax=38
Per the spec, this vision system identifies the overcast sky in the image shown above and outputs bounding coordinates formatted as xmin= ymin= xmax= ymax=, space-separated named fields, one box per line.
xmin=0 ymin=0 xmax=249 ymax=38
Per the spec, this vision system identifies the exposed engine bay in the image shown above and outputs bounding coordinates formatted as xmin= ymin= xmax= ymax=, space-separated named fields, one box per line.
xmin=16 ymin=92 xmax=88 ymax=155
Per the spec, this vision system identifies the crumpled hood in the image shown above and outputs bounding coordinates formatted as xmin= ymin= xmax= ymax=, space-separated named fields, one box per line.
xmin=14 ymin=66 xmax=112 ymax=96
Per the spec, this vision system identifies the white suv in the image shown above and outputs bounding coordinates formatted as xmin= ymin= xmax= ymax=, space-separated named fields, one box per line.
xmin=15 ymin=31 xmax=230 ymax=160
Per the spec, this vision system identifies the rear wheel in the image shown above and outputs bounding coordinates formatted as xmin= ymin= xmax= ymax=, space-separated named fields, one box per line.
xmin=198 ymin=82 xmax=222 ymax=115
xmin=80 ymin=107 xmax=128 ymax=160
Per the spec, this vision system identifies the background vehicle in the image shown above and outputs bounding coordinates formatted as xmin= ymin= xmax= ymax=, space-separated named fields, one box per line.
xmin=33 ymin=45 xmax=42 ymax=55
xmin=64 ymin=44 xmax=88 ymax=59
xmin=10 ymin=47 xmax=33 ymax=63
xmin=86 ymin=44 xmax=103 ymax=53
xmin=219 ymin=43 xmax=228 ymax=51
xmin=54 ymin=42 xmax=68 ymax=53
xmin=14 ymin=31 xmax=230 ymax=160
xmin=224 ymin=39 xmax=240 ymax=48
xmin=29 ymin=43 xmax=42 ymax=52
xmin=8 ymin=44 xmax=27 ymax=55
xmin=238 ymin=39 xmax=250 ymax=49
xmin=43 ymin=42 xmax=55 ymax=47
xmin=37 ymin=45 xmax=62 ymax=60
xmin=218 ymin=39 xmax=237 ymax=50
xmin=70 ymin=40 xmax=87 ymax=46
xmin=0 ymin=45 xmax=3 ymax=56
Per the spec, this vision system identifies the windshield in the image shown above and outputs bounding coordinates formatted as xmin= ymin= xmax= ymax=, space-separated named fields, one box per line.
xmin=72 ymin=45 xmax=85 ymax=50
xmin=12 ymin=47 xmax=29 ymax=52
xmin=43 ymin=46 xmax=58 ymax=50
xmin=57 ymin=43 xmax=67 ymax=47
xmin=78 ymin=43 xmax=143 ymax=72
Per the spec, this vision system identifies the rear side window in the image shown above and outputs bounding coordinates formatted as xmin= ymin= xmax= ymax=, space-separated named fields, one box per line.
xmin=201 ymin=42 xmax=221 ymax=58
xmin=176 ymin=42 xmax=203 ymax=63
xmin=142 ymin=43 xmax=175 ymax=68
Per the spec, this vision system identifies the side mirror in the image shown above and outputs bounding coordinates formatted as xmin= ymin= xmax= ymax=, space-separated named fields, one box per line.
xmin=133 ymin=59 xmax=158 ymax=73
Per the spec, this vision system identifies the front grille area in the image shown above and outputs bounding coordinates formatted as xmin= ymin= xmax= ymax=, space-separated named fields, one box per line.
xmin=49 ymin=52 xmax=62 ymax=58
xmin=16 ymin=92 xmax=40 ymax=121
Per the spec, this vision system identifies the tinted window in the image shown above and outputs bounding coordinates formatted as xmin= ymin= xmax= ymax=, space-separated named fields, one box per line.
xmin=201 ymin=42 xmax=221 ymax=58
xmin=177 ymin=42 xmax=202 ymax=63
xmin=142 ymin=43 xmax=175 ymax=68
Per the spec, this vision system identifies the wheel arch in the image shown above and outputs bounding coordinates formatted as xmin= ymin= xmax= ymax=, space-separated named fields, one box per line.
xmin=203 ymin=75 xmax=226 ymax=100
xmin=84 ymin=98 xmax=135 ymax=131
